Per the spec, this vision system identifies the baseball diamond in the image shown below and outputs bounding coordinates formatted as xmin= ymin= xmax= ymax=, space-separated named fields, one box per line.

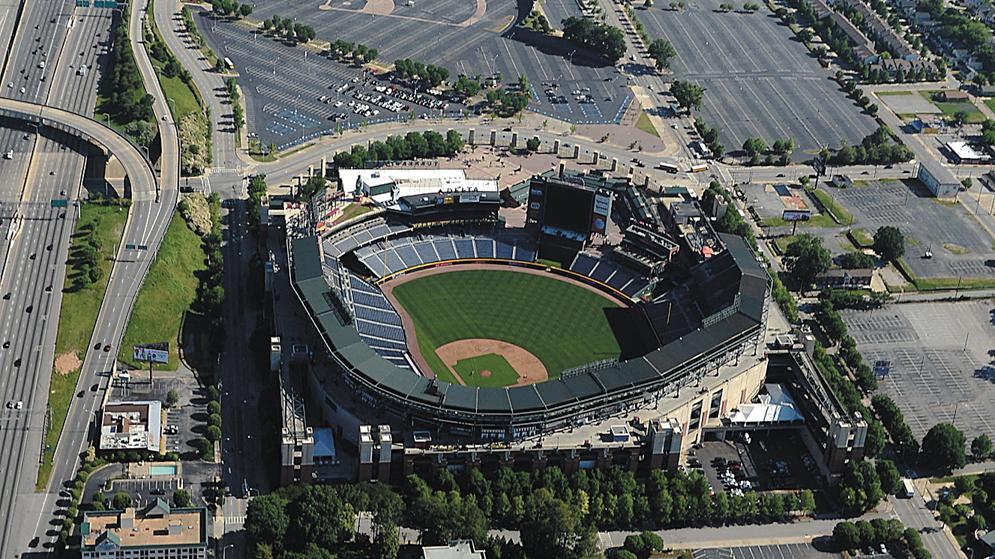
xmin=385 ymin=267 xmax=622 ymax=387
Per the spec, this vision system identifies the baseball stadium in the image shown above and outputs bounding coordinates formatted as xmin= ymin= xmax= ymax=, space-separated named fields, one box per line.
xmin=288 ymin=167 xmax=772 ymax=443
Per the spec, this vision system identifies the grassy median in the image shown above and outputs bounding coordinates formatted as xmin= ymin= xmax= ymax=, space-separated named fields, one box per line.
xmin=118 ymin=210 xmax=206 ymax=370
xmin=39 ymin=201 xmax=129 ymax=491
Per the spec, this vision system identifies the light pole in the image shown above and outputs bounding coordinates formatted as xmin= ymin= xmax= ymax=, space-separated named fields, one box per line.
xmin=222 ymin=543 xmax=235 ymax=559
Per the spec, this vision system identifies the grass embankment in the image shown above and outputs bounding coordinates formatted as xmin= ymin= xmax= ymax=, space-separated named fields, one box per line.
xmin=392 ymin=270 xmax=621 ymax=385
xmin=38 ymin=202 xmax=129 ymax=491
xmin=118 ymin=210 xmax=207 ymax=370
xmin=635 ymin=110 xmax=660 ymax=137
xmin=146 ymin=0 xmax=202 ymax=122
xmin=893 ymin=257 xmax=995 ymax=291
xmin=812 ymin=188 xmax=853 ymax=224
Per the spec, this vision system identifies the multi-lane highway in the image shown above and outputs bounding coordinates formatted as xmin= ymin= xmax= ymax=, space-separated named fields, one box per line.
xmin=0 ymin=1 xmax=117 ymax=554
xmin=14 ymin=0 xmax=179 ymax=553
xmin=0 ymin=0 xmax=176 ymax=554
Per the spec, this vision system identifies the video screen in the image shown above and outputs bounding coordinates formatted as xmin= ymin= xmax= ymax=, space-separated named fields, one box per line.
xmin=544 ymin=183 xmax=594 ymax=233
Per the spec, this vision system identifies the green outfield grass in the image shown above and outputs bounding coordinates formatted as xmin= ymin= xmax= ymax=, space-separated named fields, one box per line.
xmin=392 ymin=269 xmax=621 ymax=386
xmin=453 ymin=354 xmax=521 ymax=387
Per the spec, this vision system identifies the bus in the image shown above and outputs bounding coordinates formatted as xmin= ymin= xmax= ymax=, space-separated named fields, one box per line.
xmin=690 ymin=163 xmax=709 ymax=173
xmin=657 ymin=162 xmax=680 ymax=174
xmin=901 ymin=478 xmax=915 ymax=498
xmin=223 ymin=57 xmax=234 ymax=70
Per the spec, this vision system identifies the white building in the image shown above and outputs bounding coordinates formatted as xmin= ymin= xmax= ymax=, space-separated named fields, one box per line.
xmin=422 ymin=540 xmax=487 ymax=559
xmin=98 ymin=401 xmax=162 ymax=453
xmin=338 ymin=169 xmax=498 ymax=208
xmin=81 ymin=501 xmax=208 ymax=559
xmin=945 ymin=140 xmax=987 ymax=164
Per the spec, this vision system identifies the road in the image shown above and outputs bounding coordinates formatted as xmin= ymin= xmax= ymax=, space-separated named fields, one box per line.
xmin=0 ymin=1 xmax=119 ymax=554
xmin=152 ymin=0 xmax=244 ymax=192
xmin=889 ymin=493 xmax=963 ymax=559
xmin=3 ymin=0 xmax=178 ymax=554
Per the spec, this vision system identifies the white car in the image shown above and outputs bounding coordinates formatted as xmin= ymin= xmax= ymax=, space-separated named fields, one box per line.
xmin=15 ymin=401 xmax=22 ymax=409
xmin=19 ymin=86 xmax=25 ymax=93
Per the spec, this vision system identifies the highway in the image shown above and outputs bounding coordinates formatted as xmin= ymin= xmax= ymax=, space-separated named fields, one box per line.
xmin=14 ymin=0 xmax=179 ymax=553
xmin=0 ymin=1 xmax=117 ymax=554
xmin=0 ymin=0 xmax=176 ymax=555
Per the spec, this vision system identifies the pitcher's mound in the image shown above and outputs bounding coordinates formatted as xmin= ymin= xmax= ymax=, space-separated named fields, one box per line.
xmin=480 ymin=370 xmax=492 ymax=378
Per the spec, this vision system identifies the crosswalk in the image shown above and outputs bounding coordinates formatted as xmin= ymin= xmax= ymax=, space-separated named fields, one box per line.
xmin=225 ymin=515 xmax=245 ymax=526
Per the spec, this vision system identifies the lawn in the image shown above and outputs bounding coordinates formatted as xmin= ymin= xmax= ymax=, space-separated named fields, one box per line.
xmin=39 ymin=202 xmax=128 ymax=490
xmin=849 ymin=227 xmax=873 ymax=248
xmin=392 ymin=269 xmax=621 ymax=382
xmin=919 ymin=91 xmax=985 ymax=123
xmin=635 ymin=110 xmax=660 ymax=138
xmin=118 ymin=210 xmax=206 ymax=370
xmin=453 ymin=354 xmax=522 ymax=388
xmin=812 ymin=188 xmax=853 ymax=224
xmin=147 ymin=0 xmax=202 ymax=121
xmin=332 ymin=203 xmax=374 ymax=224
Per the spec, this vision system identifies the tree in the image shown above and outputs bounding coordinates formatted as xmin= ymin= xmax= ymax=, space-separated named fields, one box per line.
xmin=834 ymin=522 xmax=861 ymax=550
xmin=205 ymin=425 xmax=222 ymax=442
xmin=520 ymin=489 xmax=580 ymax=558
xmin=561 ymin=17 xmax=627 ymax=62
xmin=173 ymin=489 xmax=192 ymax=507
xmin=246 ymin=494 xmax=289 ymax=545
xmin=207 ymin=400 xmax=221 ymax=415
xmin=373 ymin=521 xmax=400 ymax=559
xmin=972 ymin=434 xmax=993 ymax=460
xmin=839 ymin=251 xmax=875 ymax=269
xmin=873 ymin=225 xmax=905 ymax=261
xmin=742 ymin=137 xmax=767 ymax=158
xmin=112 ymin=492 xmax=133 ymax=510
xmin=287 ymin=486 xmax=356 ymax=551
xmin=526 ymin=136 xmax=541 ymax=152
xmin=671 ymin=80 xmax=704 ymax=113
xmin=165 ymin=389 xmax=179 ymax=407
xmin=921 ymin=423 xmax=966 ymax=471
xmin=785 ymin=234 xmax=831 ymax=286
xmin=876 ymin=460 xmax=902 ymax=495
xmin=238 ymin=3 xmax=252 ymax=17
xmin=647 ymin=38 xmax=677 ymax=70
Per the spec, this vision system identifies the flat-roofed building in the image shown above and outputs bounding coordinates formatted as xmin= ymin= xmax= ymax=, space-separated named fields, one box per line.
xmin=98 ymin=401 xmax=162 ymax=454
xmin=422 ymin=540 xmax=487 ymax=559
xmin=80 ymin=500 xmax=208 ymax=559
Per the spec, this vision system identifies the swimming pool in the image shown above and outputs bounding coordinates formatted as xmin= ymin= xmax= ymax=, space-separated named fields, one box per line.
xmin=149 ymin=464 xmax=177 ymax=476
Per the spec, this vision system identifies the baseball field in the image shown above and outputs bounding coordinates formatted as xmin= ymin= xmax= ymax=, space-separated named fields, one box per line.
xmin=389 ymin=268 xmax=622 ymax=387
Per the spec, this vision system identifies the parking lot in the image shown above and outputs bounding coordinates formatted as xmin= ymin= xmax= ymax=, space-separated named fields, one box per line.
xmin=110 ymin=372 xmax=208 ymax=461
xmin=828 ymin=180 xmax=995 ymax=280
xmin=842 ymin=300 xmax=995 ymax=440
xmin=692 ymin=543 xmax=841 ymax=559
xmin=693 ymin=431 xmax=823 ymax=493
xmin=197 ymin=17 xmax=467 ymax=150
xmin=636 ymin=0 xmax=877 ymax=158
xmin=217 ymin=0 xmax=631 ymax=139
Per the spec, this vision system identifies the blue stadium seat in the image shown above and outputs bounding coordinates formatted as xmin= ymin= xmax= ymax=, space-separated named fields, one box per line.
xmin=434 ymin=239 xmax=457 ymax=260
xmin=495 ymin=241 xmax=514 ymax=260
xmin=474 ymin=239 xmax=494 ymax=258
xmin=454 ymin=239 xmax=475 ymax=259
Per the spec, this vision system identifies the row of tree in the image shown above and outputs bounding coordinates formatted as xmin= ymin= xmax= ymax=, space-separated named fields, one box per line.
xmin=561 ymin=17 xmax=627 ymax=63
xmin=327 ymin=40 xmax=378 ymax=64
xmin=260 ymin=15 xmax=316 ymax=44
xmin=225 ymin=77 xmax=245 ymax=132
xmin=331 ymin=130 xmax=465 ymax=169
xmin=693 ymin=118 xmax=724 ymax=159
xmin=741 ymin=137 xmax=794 ymax=165
xmin=814 ymin=297 xmax=877 ymax=392
xmin=872 ymin=394 xmax=920 ymax=460
xmin=104 ymin=2 xmax=154 ymax=125
xmin=486 ymin=88 xmax=530 ymax=117
xmin=210 ymin=0 xmax=252 ymax=18
xmin=829 ymin=126 xmax=914 ymax=165
xmin=393 ymin=59 xmax=449 ymax=87
xmin=245 ymin=467 xmax=816 ymax=559
xmin=833 ymin=519 xmax=930 ymax=558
